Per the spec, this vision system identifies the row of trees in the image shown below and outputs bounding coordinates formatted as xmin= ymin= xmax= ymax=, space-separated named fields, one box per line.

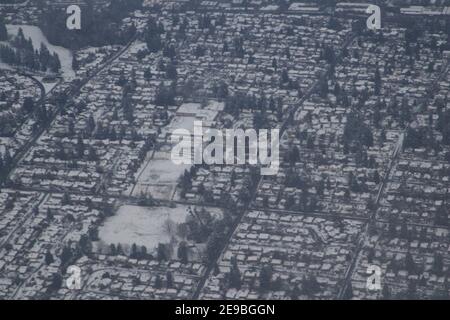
xmin=225 ymin=256 xmax=323 ymax=298
xmin=0 ymin=28 xmax=61 ymax=73
xmin=224 ymin=91 xmax=284 ymax=121
xmin=40 ymin=0 xmax=140 ymax=50
xmin=0 ymin=148 xmax=13 ymax=183
xmin=0 ymin=17 xmax=7 ymax=41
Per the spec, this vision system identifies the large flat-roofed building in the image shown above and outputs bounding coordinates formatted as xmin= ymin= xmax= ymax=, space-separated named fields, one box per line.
xmin=288 ymin=3 xmax=320 ymax=14
xmin=401 ymin=5 xmax=450 ymax=15
xmin=335 ymin=2 xmax=371 ymax=15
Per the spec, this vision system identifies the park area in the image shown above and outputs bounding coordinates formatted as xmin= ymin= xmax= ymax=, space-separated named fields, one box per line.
xmin=98 ymin=204 xmax=190 ymax=253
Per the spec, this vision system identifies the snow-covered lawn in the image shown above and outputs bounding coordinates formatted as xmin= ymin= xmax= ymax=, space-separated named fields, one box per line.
xmin=130 ymin=151 xmax=191 ymax=199
xmin=98 ymin=205 xmax=190 ymax=251
xmin=0 ymin=138 xmax=12 ymax=155
xmin=34 ymin=76 xmax=58 ymax=93
xmin=140 ymin=158 xmax=190 ymax=183
xmin=6 ymin=25 xmax=75 ymax=80
xmin=0 ymin=62 xmax=13 ymax=71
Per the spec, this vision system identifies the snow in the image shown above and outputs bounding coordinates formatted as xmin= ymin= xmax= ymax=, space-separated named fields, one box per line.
xmin=34 ymin=76 xmax=58 ymax=93
xmin=140 ymin=158 xmax=189 ymax=182
xmin=6 ymin=25 xmax=75 ymax=80
xmin=168 ymin=115 xmax=197 ymax=132
xmin=0 ymin=62 xmax=14 ymax=71
xmin=131 ymin=151 xmax=191 ymax=199
xmin=98 ymin=205 xmax=190 ymax=250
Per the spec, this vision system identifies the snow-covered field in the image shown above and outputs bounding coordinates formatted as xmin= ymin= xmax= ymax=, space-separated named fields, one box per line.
xmin=34 ymin=76 xmax=58 ymax=93
xmin=0 ymin=62 xmax=13 ymax=71
xmin=0 ymin=138 xmax=11 ymax=155
xmin=6 ymin=25 xmax=75 ymax=80
xmin=98 ymin=205 xmax=190 ymax=251
xmin=130 ymin=151 xmax=191 ymax=199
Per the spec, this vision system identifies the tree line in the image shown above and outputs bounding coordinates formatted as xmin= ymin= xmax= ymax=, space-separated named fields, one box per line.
xmin=0 ymin=27 xmax=61 ymax=73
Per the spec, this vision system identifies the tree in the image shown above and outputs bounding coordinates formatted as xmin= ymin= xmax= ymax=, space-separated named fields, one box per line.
xmin=154 ymin=275 xmax=162 ymax=289
xmin=23 ymin=97 xmax=34 ymax=114
xmin=259 ymin=265 xmax=273 ymax=291
xmin=157 ymin=243 xmax=167 ymax=261
xmin=406 ymin=280 xmax=417 ymax=299
xmin=177 ymin=241 xmax=188 ymax=264
xmin=166 ymin=271 xmax=174 ymax=288
xmin=374 ymin=170 xmax=380 ymax=184
xmin=0 ymin=17 xmax=7 ymax=41
xmin=343 ymin=282 xmax=354 ymax=299
xmin=405 ymin=252 xmax=416 ymax=274
xmin=400 ymin=220 xmax=409 ymax=239
xmin=72 ymin=55 xmax=79 ymax=71
xmin=144 ymin=18 xmax=163 ymax=53
xmin=435 ymin=205 xmax=448 ymax=226
xmin=272 ymin=58 xmax=277 ymax=70
xmin=228 ymin=258 xmax=241 ymax=289
xmin=46 ymin=208 xmax=53 ymax=220
xmin=45 ymin=251 xmax=54 ymax=265
xmin=109 ymin=244 xmax=117 ymax=255
xmin=87 ymin=146 xmax=98 ymax=161
xmin=144 ymin=68 xmax=152 ymax=81
xmin=51 ymin=52 xmax=61 ymax=73
xmin=382 ymin=284 xmax=391 ymax=299
xmin=48 ymin=273 xmax=63 ymax=292
xmin=290 ymin=284 xmax=301 ymax=299
xmin=3 ymin=148 xmax=11 ymax=170
xmin=303 ymin=275 xmax=321 ymax=295
xmin=76 ymin=136 xmax=85 ymax=158
xmin=116 ymin=243 xmax=124 ymax=255
xmin=60 ymin=246 xmax=72 ymax=265
xmin=166 ymin=62 xmax=177 ymax=80
xmin=154 ymin=82 xmax=175 ymax=106
xmin=61 ymin=192 xmax=71 ymax=205
xmin=281 ymin=69 xmax=290 ymax=84
xmin=202 ymin=218 xmax=224 ymax=255
xmin=79 ymin=234 xmax=92 ymax=255
xmin=131 ymin=243 xmax=138 ymax=258
xmin=141 ymin=245 xmax=147 ymax=259
xmin=374 ymin=67 xmax=381 ymax=94
xmin=432 ymin=253 xmax=444 ymax=276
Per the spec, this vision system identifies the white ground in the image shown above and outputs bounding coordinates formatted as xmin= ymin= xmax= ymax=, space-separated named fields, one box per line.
xmin=140 ymin=158 xmax=190 ymax=183
xmin=34 ymin=76 xmax=58 ymax=93
xmin=98 ymin=205 xmax=190 ymax=250
xmin=0 ymin=62 xmax=13 ymax=71
xmin=130 ymin=151 xmax=191 ymax=199
xmin=6 ymin=25 xmax=75 ymax=80
xmin=168 ymin=115 xmax=197 ymax=132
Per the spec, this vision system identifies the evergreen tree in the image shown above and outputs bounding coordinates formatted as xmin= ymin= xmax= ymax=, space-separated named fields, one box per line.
xmin=157 ymin=243 xmax=167 ymax=261
xmin=131 ymin=243 xmax=138 ymax=258
xmin=382 ymin=284 xmax=391 ymax=299
xmin=259 ymin=265 xmax=273 ymax=291
xmin=177 ymin=241 xmax=188 ymax=264
xmin=0 ymin=17 xmax=7 ymax=41
xmin=45 ymin=250 xmax=54 ymax=265
xmin=23 ymin=97 xmax=34 ymax=114
xmin=228 ymin=258 xmax=241 ymax=289
xmin=166 ymin=271 xmax=174 ymax=288
xmin=154 ymin=275 xmax=162 ymax=289
xmin=343 ymin=282 xmax=354 ymax=299
xmin=144 ymin=68 xmax=152 ymax=81
xmin=72 ymin=55 xmax=79 ymax=71
xmin=50 ymin=52 xmax=61 ymax=73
